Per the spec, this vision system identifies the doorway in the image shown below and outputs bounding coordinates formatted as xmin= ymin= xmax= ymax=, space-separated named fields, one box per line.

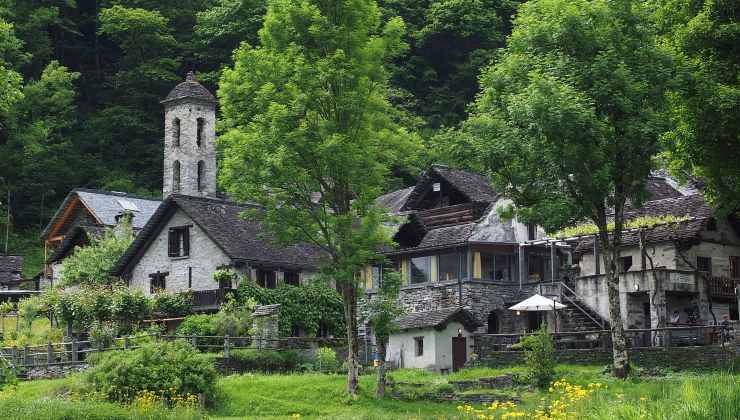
xmin=526 ymin=312 xmax=542 ymax=332
xmin=451 ymin=336 xmax=467 ymax=371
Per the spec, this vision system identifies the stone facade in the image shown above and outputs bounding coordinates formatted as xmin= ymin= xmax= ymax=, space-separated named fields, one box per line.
xmin=162 ymin=98 xmax=217 ymax=198
xmin=128 ymin=209 xmax=240 ymax=295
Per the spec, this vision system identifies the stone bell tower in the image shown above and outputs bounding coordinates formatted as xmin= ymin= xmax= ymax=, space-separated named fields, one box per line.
xmin=161 ymin=71 xmax=217 ymax=198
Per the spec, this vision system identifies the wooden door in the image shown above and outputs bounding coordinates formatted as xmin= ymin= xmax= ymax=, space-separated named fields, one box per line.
xmin=452 ymin=336 xmax=467 ymax=372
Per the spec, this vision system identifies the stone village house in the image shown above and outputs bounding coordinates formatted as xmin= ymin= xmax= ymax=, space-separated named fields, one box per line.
xmin=363 ymin=167 xmax=740 ymax=372
xmin=44 ymin=73 xmax=324 ymax=312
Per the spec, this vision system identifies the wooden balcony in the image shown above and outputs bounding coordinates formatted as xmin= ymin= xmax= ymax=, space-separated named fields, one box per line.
xmin=191 ymin=288 xmax=233 ymax=312
xmin=708 ymin=276 xmax=738 ymax=299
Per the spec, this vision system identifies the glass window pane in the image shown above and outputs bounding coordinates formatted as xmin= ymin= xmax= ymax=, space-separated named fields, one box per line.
xmin=438 ymin=253 xmax=460 ymax=282
xmin=410 ymin=256 xmax=431 ymax=284
xmin=495 ymin=255 xmax=510 ymax=281
xmin=371 ymin=266 xmax=381 ymax=289
xmin=481 ymin=253 xmax=494 ymax=281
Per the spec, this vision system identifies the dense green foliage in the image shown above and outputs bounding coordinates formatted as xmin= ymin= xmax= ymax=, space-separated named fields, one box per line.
xmin=237 ymin=283 xmax=344 ymax=337
xmin=150 ymin=290 xmax=193 ymax=317
xmin=59 ymin=221 xmax=134 ymax=286
xmin=514 ymin=326 xmax=555 ymax=388
xmin=86 ymin=340 xmax=218 ymax=404
xmin=227 ymin=348 xmax=305 ymax=373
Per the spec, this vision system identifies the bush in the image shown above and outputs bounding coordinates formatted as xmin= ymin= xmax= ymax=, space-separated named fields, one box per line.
xmin=228 ymin=349 xmax=304 ymax=373
xmin=313 ymin=347 xmax=339 ymax=372
xmin=515 ymin=326 xmax=555 ymax=389
xmin=151 ymin=291 xmax=192 ymax=317
xmin=0 ymin=355 xmax=16 ymax=390
xmin=86 ymin=340 xmax=217 ymax=404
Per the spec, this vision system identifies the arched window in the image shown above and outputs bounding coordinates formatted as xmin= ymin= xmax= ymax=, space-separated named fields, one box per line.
xmin=172 ymin=118 xmax=180 ymax=147
xmin=197 ymin=160 xmax=205 ymax=192
xmin=196 ymin=118 xmax=205 ymax=147
xmin=172 ymin=160 xmax=181 ymax=193
xmin=487 ymin=311 xmax=499 ymax=334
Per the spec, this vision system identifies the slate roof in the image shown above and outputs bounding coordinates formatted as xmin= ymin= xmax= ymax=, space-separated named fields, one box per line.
xmin=113 ymin=195 xmax=326 ymax=276
xmin=0 ymin=256 xmax=22 ymax=284
xmin=252 ymin=304 xmax=281 ymax=317
xmin=376 ymin=187 xmax=414 ymax=214
xmin=401 ymin=165 xmax=497 ymax=212
xmin=394 ymin=307 xmax=480 ymax=331
xmin=161 ymin=72 xmax=217 ymax=105
xmin=42 ymin=189 xmax=161 ymax=240
xmin=574 ymin=194 xmax=713 ymax=254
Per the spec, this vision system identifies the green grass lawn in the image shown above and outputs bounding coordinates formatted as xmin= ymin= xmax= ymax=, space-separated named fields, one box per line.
xmin=0 ymin=365 xmax=737 ymax=419
xmin=1 ymin=317 xmax=64 ymax=347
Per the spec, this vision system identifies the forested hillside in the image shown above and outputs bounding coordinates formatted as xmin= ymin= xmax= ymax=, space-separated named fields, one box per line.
xmin=0 ymin=0 xmax=737 ymax=272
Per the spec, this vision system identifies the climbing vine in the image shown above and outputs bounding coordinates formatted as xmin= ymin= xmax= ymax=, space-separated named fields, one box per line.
xmin=237 ymin=282 xmax=345 ymax=337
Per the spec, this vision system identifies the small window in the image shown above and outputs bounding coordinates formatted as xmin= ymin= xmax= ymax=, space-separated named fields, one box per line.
xmin=196 ymin=118 xmax=205 ymax=147
xmin=284 ymin=271 xmax=300 ymax=286
xmin=149 ymin=271 xmax=168 ymax=294
xmin=168 ymin=226 xmax=190 ymax=257
xmin=619 ymin=256 xmax=633 ymax=273
xmin=257 ymin=269 xmax=277 ymax=289
xmin=172 ymin=118 xmax=180 ymax=147
xmin=697 ymin=256 xmax=712 ymax=274
xmin=371 ymin=265 xmax=382 ymax=289
xmin=527 ymin=223 xmax=537 ymax=240
xmin=172 ymin=160 xmax=181 ymax=193
xmin=414 ymin=336 xmax=424 ymax=356
xmin=438 ymin=252 xmax=465 ymax=282
xmin=197 ymin=160 xmax=205 ymax=192
xmin=487 ymin=311 xmax=499 ymax=334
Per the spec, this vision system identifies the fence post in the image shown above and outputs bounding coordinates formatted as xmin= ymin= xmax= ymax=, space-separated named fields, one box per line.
xmin=23 ymin=345 xmax=30 ymax=367
xmin=664 ymin=328 xmax=672 ymax=349
xmin=191 ymin=335 xmax=197 ymax=349
xmin=47 ymin=342 xmax=54 ymax=366
xmin=224 ymin=335 xmax=230 ymax=358
xmin=71 ymin=339 xmax=78 ymax=362
xmin=10 ymin=346 xmax=17 ymax=368
xmin=123 ymin=336 xmax=130 ymax=350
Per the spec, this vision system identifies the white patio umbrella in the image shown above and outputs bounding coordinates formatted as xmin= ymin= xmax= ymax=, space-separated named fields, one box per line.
xmin=508 ymin=294 xmax=566 ymax=312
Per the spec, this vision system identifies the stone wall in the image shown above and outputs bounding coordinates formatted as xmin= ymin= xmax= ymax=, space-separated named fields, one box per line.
xmin=473 ymin=339 xmax=738 ymax=370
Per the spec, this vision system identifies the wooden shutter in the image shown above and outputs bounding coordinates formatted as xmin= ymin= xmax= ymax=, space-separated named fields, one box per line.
xmin=182 ymin=228 xmax=190 ymax=256
xmin=168 ymin=229 xmax=178 ymax=257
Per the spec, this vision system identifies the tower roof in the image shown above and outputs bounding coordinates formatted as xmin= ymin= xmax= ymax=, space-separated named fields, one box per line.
xmin=161 ymin=71 xmax=217 ymax=105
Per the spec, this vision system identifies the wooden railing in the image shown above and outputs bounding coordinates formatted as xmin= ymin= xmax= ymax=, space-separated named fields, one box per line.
xmin=191 ymin=288 xmax=233 ymax=309
xmin=476 ymin=325 xmax=733 ymax=352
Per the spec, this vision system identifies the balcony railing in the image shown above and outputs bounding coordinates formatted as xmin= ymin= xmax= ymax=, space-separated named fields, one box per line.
xmin=708 ymin=276 xmax=738 ymax=299
xmin=191 ymin=288 xmax=233 ymax=310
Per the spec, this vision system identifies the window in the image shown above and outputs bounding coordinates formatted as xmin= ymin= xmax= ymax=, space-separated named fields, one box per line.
xmin=730 ymin=256 xmax=740 ymax=279
xmin=409 ymin=256 xmax=431 ymax=284
xmin=481 ymin=253 xmax=513 ymax=282
xmin=284 ymin=271 xmax=300 ymax=286
xmin=487 ymin=311 xmax=499 ymax=334
xmin=197 ymin=160 xmax=205 ymax=192
xmin=527 ymin=223 xmax=537 ymax=240
xmin=257 ymin=269 xmax=277 ymax=289
xmin=697 ymin=256 xmax=712 ymax=275
xmin=196 ymin=118 xmax=205 ymax=147
xmin=619 ymin=256 xmax=633 ymax=273
xmin=168 ymin=226 xmax=190 ymax=257
xmin=149 ymin=271 xmax=168 ymax=294
xmin=414 ymin=336 xmax=424 ymax=356
xmin=172 ymin=118 xmax=180 ymax=147
xmin=438 ymin=252 xmax=466 ymax=282
xmin=172 ymin=160 xmax=181 ymax=193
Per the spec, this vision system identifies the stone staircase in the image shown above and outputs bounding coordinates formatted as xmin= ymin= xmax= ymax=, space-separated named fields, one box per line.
xmin=541 ymin=282 xmax=609 ymax=332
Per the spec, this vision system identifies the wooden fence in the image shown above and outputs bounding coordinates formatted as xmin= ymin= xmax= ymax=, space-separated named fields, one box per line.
xmin=475 ymin=325 xmax=733 ymax=352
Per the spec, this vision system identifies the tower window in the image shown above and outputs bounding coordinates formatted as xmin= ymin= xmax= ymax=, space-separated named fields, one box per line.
xmin=172 ymin=160 xmax=181 ymax=193
xmin=197 ymin=160 xmax=205 ymax=192
xmin=196 ymin=118 xmax=205 ymax=148
xmin=168 ymin=226 xmax=190 ymax=258
xmin=172 ymin=118 xmax=180 ymax=147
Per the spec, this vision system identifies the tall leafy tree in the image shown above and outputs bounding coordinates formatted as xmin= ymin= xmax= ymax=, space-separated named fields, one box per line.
xmin=455 ymin=0 xmax=674 ymax=377
xmin=218 ymin=0 xmax=419 ymax=396
xmin=655 ymin=0 xmax=740 ymax=213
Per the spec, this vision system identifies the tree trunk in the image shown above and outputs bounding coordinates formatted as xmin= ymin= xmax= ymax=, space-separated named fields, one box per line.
xmin=375 ymin=339 xmax=387 ymax=398
xmin=341 ymin=282 xmax=360 ymax=398
xmin=602 ymin=238 xmax=630 ymax=378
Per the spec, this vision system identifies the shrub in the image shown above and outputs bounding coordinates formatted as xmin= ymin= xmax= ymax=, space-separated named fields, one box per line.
xmin=228 ymin=349 xmax=304 ymax=373
xmin=86 ymin=340 xmax=217 ymax=404
xmin=514 ymin=326 xmax=555 ymax=388
xmin=0 ymin=355 xmax=16 ymax=390
xmin=177 ymin=314 xmax=219 ymax=337
xmin=89 ymin=320 xmax=117 ymax=349
xmin=151 ymin=291 xmax=192 ymax=317
xmin=314 ymin=347 xmax=339 ymax=372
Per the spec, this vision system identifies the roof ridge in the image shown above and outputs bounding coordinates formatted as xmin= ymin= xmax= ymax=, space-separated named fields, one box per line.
xmin=73 ymin=188 xmax=162 ymax=202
